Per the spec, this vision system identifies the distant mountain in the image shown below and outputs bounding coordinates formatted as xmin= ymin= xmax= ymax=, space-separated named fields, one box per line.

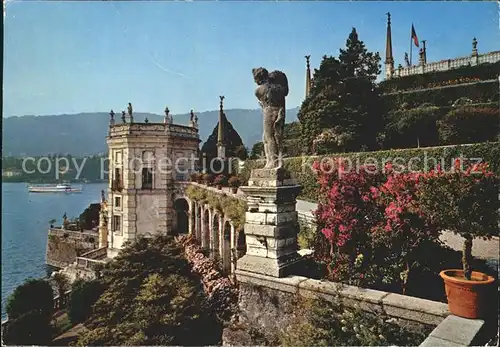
xmin=2 ymin=108 xmax=298 ymax=157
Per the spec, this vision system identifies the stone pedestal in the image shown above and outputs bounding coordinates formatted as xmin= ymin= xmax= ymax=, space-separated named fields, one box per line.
xmin=237 ymin=168 xmax=303 ymax=278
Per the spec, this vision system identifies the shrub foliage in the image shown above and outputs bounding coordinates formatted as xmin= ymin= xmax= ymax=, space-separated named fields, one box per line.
xmin=77 ymin=235 xmax=223 ymax=346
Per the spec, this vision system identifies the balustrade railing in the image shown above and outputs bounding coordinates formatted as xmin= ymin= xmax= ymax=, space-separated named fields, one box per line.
xmin=80 ymin=246 xmax=107 ymax=260
xmin=76 ymin=256 xmax=106 ymax=270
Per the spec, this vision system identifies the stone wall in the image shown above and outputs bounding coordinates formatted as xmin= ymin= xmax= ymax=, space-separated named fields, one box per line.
xmin=223 ymin=269 xmax=450 ymax=345
xmin=46 ymin=228 xmax=98 ymax=268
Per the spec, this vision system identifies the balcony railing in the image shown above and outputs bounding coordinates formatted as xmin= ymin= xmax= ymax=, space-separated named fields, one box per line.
xmin=80 ymin=246 xmax=107 ymax=260
xmin=76 ymin=256 xmax=107 ymax=270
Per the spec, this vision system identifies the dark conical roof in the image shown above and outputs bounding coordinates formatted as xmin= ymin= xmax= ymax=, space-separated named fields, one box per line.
xmin=200 ymin=112 xmax=247 ymax=160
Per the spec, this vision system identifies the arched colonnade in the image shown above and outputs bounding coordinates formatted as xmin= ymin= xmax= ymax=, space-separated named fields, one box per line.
xmin=173 ymin=197 xmax=246 ymax=275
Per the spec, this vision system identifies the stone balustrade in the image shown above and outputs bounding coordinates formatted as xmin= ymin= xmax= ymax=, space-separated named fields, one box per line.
xmin=108 ymin=122 xmax=199 ymax=140
xmin=393 ymin=50 xmax=500 ymax=78
xmin=80 ymin=246 xmax=108 ymax=260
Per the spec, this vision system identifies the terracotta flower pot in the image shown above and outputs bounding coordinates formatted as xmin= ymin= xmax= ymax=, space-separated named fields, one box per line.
xmin=440 ymin=269 xmax=495 ymax=319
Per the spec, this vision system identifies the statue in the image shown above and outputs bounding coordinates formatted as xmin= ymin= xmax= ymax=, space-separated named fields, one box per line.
xmin=145 ymin=117 xmax=149 ymax=123
xmin=189 ymin=109 xmax=198 ymax=128
xmin=419 ymin=48 xmax=425 ymax=64
xmin=472 ymin=37 xmax=478 ymax=55
xmin=101 ymin=189 xmax=105 ymax=203
xmin=127 ymin=103 xmax=133 ymax=123
xmin=164 ymin=106 xmax=172 ymax=124
xmin=109 ymin=109 xmax=115 ymax=127
xmin=252 ymin=67 xmax=289 ymax=169
xmin=121 ymin=110 xmax=126 ymax=123
xmin=62 ymin=212 xmax=69 ymax=229
xmin=404 ymin=52 xmax=410 ymax=67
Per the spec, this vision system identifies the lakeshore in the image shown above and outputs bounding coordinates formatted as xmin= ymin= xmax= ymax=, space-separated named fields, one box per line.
xmin=0 ymin=182 xmax=107 ymax=318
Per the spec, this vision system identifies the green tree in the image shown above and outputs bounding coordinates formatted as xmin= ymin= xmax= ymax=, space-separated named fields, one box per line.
xmin=3 ymin=279 xmax=54 ymax=345
xmin=2 ymin=311 xmax=54 ymax=345
xmin=250 ymin=142 xmax=264 ymax=159
xmin=299 ymin=56 xmax=343 ymax=152
xmin=387 ymin=105 xmax=441 ymax=148
xmin=77 ymin=235 xmax=221 ymax=346
xmin=299 ymin=28 xmax=381 ymax=154
xmin=68 ymin=279 xmax=105 ymax=324
xmin=438 ymin=106 xmax=499 ymax=145
xmin=6 ymin=279 xmax=54 ymax=320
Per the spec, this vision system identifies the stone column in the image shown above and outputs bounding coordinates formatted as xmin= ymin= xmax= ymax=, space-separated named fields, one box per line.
xmin=194 ymin=204 xmax=200 ymax=240
xmin=200 ymin=208 xmax=207 ymax=249
xmin=208 ymin=209 xmax=213 ymax=250
xmin=237 ymin=168 xmax=303 ymax=278
xmin=218 ymin=215 xmax=224 ymax=257
xmin=188 ymin=200 xmax=194 ymax=235
xmin=98 ymin=206 xmax=108 ymax=248
xmin=230 ymin=223 xmax=236 ymax=274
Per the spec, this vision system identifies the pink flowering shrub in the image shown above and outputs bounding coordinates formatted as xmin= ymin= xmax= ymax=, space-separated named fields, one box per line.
xmin=213 ymin=174 xmax=228 ymax=186
xmin=313 ymin=159 xmax=441 ymax=293
xmin=178 ymin=235 xmax=238 ymax=321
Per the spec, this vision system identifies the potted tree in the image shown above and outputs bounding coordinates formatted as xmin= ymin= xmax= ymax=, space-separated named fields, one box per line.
xmin=213 ymin=174 xmax=227 ymax=190
xmin=228 ymin=176 xmax=241 ymax=194
xmin=190 ymin=172 xmax=200 ymax=183
xmin=418 ymin=161 xmax=498 ymax=319
xmin=203 ymin=173 xmax=214 ymax=186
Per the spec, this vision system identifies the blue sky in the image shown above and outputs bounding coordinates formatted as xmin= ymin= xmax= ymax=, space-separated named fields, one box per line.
xmin=3 ymin=1 xmax=499 ymax=117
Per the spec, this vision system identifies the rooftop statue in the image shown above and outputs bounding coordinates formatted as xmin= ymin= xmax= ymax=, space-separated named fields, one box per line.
xmin=164 ymin=106 xmax=172 ymax=124
xmin=127 ymin=103 xmax=133 ymax=123
xmin=252 ymin=67 xmax=289 ymax=169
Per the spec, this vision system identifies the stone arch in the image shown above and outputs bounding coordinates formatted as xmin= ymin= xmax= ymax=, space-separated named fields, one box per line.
xmin=174 ymin=198 xmax=189 ymax=235
xmin=212 ymin=213 xmax=220 ymax=258
xmin=222 ymin=221 xmax=232 ymax=275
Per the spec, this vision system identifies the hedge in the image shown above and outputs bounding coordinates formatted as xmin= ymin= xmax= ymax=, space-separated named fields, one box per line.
xmin=382 ymin=80 xmax=499 ymax=109
xmin=385 ymin=102 xmax=499 ymax=148
xmin=239 ymin=142 xmax=500 ymax=202
xmin=379 ymin=61 xmax=500 ymax=92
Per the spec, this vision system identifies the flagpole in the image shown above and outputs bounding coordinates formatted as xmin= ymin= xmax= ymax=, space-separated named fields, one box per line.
xmin=409 ymin=24 xmax=413 ymax=66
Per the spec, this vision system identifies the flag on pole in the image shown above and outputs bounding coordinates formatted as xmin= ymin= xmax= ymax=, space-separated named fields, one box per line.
xmin=411 ymin=24 xmax=419 ymax=47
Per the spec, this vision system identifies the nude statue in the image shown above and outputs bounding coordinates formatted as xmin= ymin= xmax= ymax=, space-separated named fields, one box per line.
xmin=252 ymin=67 xmax=289 ymax=169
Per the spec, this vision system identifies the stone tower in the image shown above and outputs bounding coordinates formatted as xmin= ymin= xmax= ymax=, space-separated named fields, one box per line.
xmin=385 ymin=12 xmax=395 ymax=79
xmin=106 ymin=104 xmax=200 ymax=258
xmin=305 ymin=55 xmax=312 ymax=98
xmin=217 ymin=96 xmax=226 ymax=158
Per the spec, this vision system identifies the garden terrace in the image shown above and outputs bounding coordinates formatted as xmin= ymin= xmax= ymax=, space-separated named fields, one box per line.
xmin=382 ymin=81 xmax=499 ymax=108
xmin=379 ymin=60 xmax=500 ymax=93
xmin=240 ymin=142 xmax=500 ymax=202
xmin=46 ymin=228 xmax=99 ymax=269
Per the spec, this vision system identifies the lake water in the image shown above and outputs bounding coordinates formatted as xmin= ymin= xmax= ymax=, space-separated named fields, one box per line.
xmin=1 ymin=182 xmax=107 ymax=319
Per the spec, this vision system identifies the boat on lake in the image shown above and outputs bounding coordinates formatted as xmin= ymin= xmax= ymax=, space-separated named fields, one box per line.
xmin=28 ymin=183 xmax=83 ymax=193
